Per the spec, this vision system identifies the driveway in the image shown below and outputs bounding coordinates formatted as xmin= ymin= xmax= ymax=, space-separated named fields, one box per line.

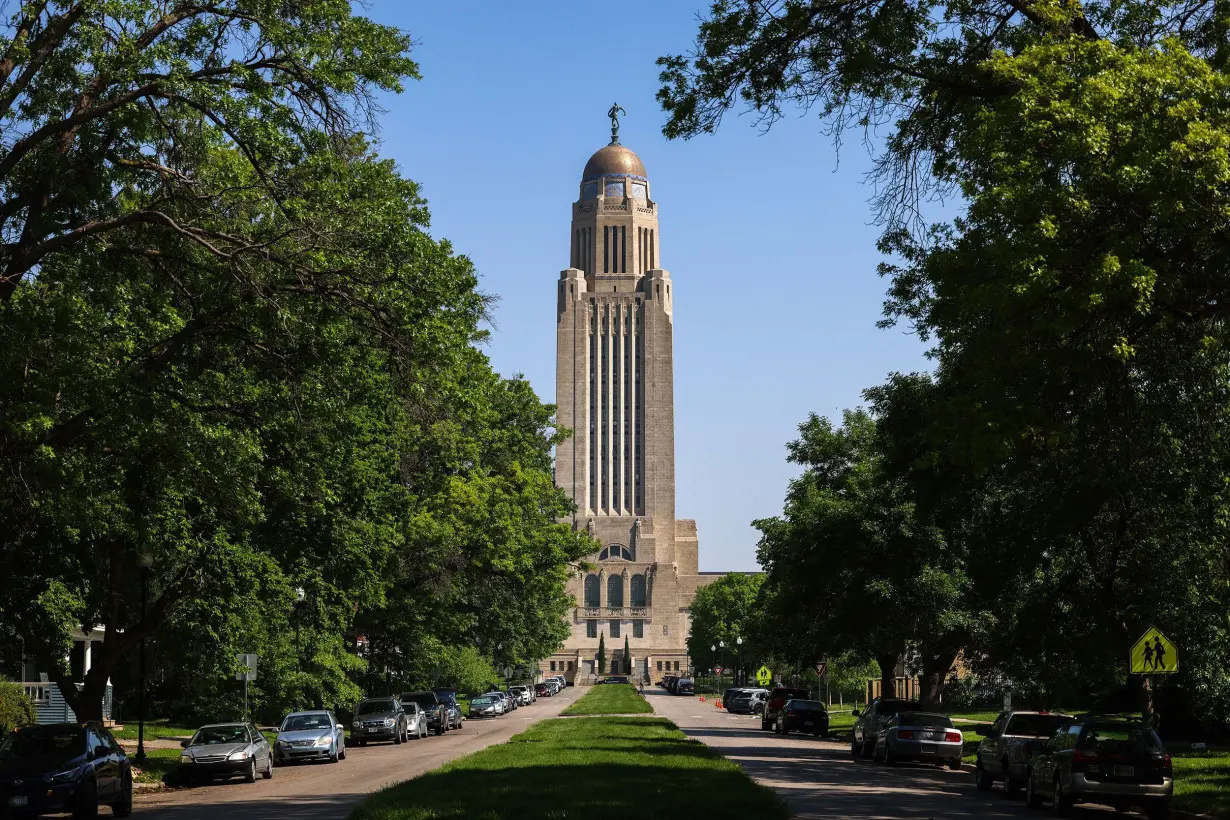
xmin=647 ymin=689 xmax=1131 ymax=820
xmin=133 ymin=687 xmax=582 ymax=820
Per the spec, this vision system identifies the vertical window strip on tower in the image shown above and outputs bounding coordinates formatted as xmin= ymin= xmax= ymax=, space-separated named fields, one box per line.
xmin=620 ymin=226 xmax=627 ymax=273
xmin=589 ymin=304 xmax=597 ymax=512
xmin=603 ymin=226 xmax=610 ymax=273
xmin=650 ymin=229 xmax=655 ymax=269
xmin=612 ymin=303 xmax=621 ymax=512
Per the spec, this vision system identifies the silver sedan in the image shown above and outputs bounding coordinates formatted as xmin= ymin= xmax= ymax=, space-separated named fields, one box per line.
xmin=874 ymin=711 xmax=964 ymax=768
xmin=273 ymin=710 xmax=346 ymax=764
xmin=404 ymin=703 xmax=428 ymax=738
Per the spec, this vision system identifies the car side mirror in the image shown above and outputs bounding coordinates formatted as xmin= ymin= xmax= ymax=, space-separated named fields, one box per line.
xmin=852 ymin=710 xmax=861 ymax=717
xmin=180 ymin=740 xmax=190 ymax=748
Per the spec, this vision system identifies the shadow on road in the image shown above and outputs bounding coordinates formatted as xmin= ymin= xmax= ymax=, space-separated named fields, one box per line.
xmin=138 ymin=794 xmax=359 ymax=819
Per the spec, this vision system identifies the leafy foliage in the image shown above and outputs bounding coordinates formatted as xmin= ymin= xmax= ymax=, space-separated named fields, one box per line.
xmin=686 ymin=572 xmax=763 ymax=675
xmin=0 ymin=681 xmax=35 ymax=734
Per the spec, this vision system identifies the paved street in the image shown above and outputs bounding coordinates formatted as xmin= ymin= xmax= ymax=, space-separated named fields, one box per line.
xmin=131 ymin=687 xmax=581 ymax=820
xmin=647 ymin=688 xmax=1128 ymax=820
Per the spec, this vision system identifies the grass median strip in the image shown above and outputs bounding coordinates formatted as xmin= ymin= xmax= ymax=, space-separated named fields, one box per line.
xmin=350 ymin=715 xmax=787 ymax=820
xmin=560 ymin=683 xmax=652 ymax=716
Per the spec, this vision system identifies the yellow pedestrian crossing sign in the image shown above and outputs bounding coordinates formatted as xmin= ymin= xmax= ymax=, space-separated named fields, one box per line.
xmin=1130 ymin=627 xmax=1177 ymax=675
xmin=756 ymin=665 xmax=772 ymax=686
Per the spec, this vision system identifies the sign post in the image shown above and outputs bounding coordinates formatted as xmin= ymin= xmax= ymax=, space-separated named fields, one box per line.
xmin=1129 ymin=627 xmax=1177 ymax=727
xmin=235 ymin=653 xmax=257 ymax=719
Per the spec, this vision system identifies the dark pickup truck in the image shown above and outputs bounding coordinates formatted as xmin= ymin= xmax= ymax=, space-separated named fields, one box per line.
xmin=975 ymin=710 xmax=1074 ymax=794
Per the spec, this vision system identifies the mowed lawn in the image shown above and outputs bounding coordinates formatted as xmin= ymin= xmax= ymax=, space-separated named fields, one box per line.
xmin=349 ymin=716 xmax=787 ymax=820
xmin=561 ymin=683 xmax=652 ymax=716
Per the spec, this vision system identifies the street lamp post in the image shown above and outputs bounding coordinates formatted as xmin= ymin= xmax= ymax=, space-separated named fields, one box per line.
xmin=736 ymin=636 xmax=743 ymax=685
xmin=719 ymin=640 xmax=725 ymax=689
xmin=135 ymin=554 xmax=153 ymax=765
xmin=293 ymin=587 xmax=306 ymax=705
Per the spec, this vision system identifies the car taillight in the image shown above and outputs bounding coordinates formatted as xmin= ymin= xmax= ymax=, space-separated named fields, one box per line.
xmin=1161 ymin=754 xmax=1173 ymax=776
xmin=786 ymin=709 xmax=797 ymax=716
xmin=945 ymin=731 xmax=961 ymax=743
xmin=897 ymin=730 xmax=915 ymax=739
xmin=1072 ymin=749 xmax=1100 ymax=766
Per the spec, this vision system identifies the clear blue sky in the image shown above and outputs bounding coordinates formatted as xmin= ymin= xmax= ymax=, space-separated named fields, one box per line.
xmin=368 ymin=1 xmax=931 ymax=571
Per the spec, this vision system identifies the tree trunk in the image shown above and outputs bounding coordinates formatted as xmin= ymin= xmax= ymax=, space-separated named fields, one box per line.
xmin=919 ymin=649 xmax=958 ymax=710
xmin=876 ymin=652 xmax=899 ymax=700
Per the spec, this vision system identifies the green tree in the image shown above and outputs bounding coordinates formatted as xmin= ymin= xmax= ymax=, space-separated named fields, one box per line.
xmin=624 ymin=635 xmax=631 ymax=676
xmin=0 ymin=682 xmax=35 ymax=734
xmin=686 ymin=572 xmax=764 ymax=679
xmin=597 ymin=633 xmax=606 ymax=675
xmin=0 ymin=1 xmax=415 ymax=297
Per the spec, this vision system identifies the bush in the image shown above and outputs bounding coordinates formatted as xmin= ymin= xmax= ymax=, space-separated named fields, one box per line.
xmin=0 ymin=682 xmax=36 ymax=734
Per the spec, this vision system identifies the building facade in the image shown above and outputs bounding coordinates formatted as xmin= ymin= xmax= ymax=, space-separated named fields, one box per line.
xmin=542 ymin=129 xmax=718 ymax=682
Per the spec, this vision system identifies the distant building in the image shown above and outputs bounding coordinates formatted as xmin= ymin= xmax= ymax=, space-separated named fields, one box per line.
xmin=542 ymin=123 xmax=724 ymax=682
xmin=7 ymin=627 xmax=113 ymax=724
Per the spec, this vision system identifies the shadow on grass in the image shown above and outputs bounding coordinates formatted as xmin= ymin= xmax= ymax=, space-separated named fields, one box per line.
xmin=352 ymin=761 xmax=783 ymax=820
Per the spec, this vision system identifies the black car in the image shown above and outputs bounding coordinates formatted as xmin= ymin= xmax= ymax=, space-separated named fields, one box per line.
xmin=0 ymin=722 xmax=133 ymax=817
xmin=597 ymin=676 xmax=630 ymax=685
xmin=772 ymin=698 xmax=831 ymax=736
xmin=401 ymin=691 xmax=450 ymax=736
xmin=1026 ymin=718 xmax=1173 ymax=819
xmin=432 ymin=689 xmax=465 ymax=730
xmin=674 ymin=678 xmax=695 ymax=695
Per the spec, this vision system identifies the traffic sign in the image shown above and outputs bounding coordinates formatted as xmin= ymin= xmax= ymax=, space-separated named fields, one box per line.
xmin=755 ymin=665 xmax=772 ymax=686
xmin=714 ymin=666 xmax=724 ymax=675
xmin=234 ymin=653 xmax=257 ymax=681
xmin=1130 ymin=627 xmax=1177 ymax=675
xmin=815 ymin=662 xmax=827 ymax=679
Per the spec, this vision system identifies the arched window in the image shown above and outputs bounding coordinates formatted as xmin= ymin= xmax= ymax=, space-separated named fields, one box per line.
xmin=584 ymin=574 xmax=600 ymax=608
xmin=607 ymin=575 xmax=624 ymax=608
xmin=598 ymin=543 xmax=635 ymax=561
xmin=630 ymin=574 xmax=646 ymax=607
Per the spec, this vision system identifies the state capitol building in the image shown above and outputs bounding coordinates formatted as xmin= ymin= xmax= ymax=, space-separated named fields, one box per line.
xmin=541 ymin=119 xmax=725 ymax=682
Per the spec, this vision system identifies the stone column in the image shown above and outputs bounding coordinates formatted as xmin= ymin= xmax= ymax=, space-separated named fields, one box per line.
xmin=599 ymin=569 xmax=607 ymax=608
xmin=622 ymin=569 xmax=629 ymax=614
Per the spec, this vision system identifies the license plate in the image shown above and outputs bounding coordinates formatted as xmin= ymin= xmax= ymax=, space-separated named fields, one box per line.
xmin=367 ymin=727 xmax=379 ymax=733
xmin=1114 ymin=765 xmax=1135 ymax=777
xmin=8 ymin=797 xmax=28 ymax=807
xmin=802 ymin=720 xmax=814 ymax=726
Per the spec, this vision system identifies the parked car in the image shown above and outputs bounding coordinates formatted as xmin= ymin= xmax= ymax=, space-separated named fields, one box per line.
xmin=1026 ymin=718 xmax=1172 ymax=820
xmin=273 ymin=710 xmax=346 ymax=765
xmin=469 ymin=695 xmax=503 ymax=717
xmin=761 ymin=687 xmax=811 ymax=730
xmin=401 ymin=691 xmax=450 ymax=736
xmin=674 ymin=677 xmax=695 ymax=695
xmin=433 ymin=689 xmax=465 ymax=729
xmin=662 ymin=675 xmax=679 ymax=693
xmin=729 ymin=689 xmax=768 ymax=715
xmin=403 ymin=703 xmax=429 ymax=739
xmin=509 ymin=685 xmax=532 ymax=705
xmin=552 ymin=675 xmax=569 ymax=689
xmin=598 ymin=676 xmax=630 ymax=685
xmin=974 ymin=710 xmax=1073 ymax=794
xmin=352 ymin=697 xmax=409 ymax=745
xmin=0 ymin=721 xmax=133 ymax=817
xmin=873 ymin=711 xmax=963 ymax=768
xmin=772 ymin=699 xmax=831 ymax=736
xmin=485 ymin=691 xmax=514 ymax=713
xmin=179 ymin=722 xmax=274 ymax=784
xmin=722 ymin=687 xmax=746 ymax=710
xmin=850 ymin=696 xmax=921 ymax=757
xmin=535 ymin=682 xmax=551 ymax=697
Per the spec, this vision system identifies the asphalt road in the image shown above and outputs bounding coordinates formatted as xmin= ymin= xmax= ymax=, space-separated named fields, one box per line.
xmin=132 ymin=686 xmax=581 ymax=820
xmin=647 ymin=688 xmax=1133 ymax=820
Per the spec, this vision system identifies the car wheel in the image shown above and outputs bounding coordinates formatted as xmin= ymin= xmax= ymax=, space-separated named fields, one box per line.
xmin=1144 ymin=802 xmax=1170 ymax=820
xmin=850 ymin=738 xmax=860 ymax=759
xmin=72 ymin=776 xmax=98 ymax=819
xmin=329 ymin=742 xmax=339 ymax=763
xmin=339 ymin=738 xmax=347 ymax=760
xmin=1003 ymin=760 xmax=1021 ymax=795
xmin=1053 ymin=775 xmax=1073 ymax=815
xmin=393 ymin=728 xmax=402 ymax=745
xmin=883 ymin=743 xmax=895 ymax=766
xmin=1026 ymin=769 xmax=1044 ymax=808
xmin=975 ymin=760 xmax=992 ymax=791
xmin=263 ymin=754 xmax=274 ymax=779
xmin=948 ymin=756 xmax=963 ymax=771
xmin=244 ymin=757 xmax=257 ymax=783
xmin=358 ymin=739 xmax=367 ymax=747
xmin=112 ymin=774 xmax=133 ymax=818
xmin=435 ymin=724 xmax=445 ymax=736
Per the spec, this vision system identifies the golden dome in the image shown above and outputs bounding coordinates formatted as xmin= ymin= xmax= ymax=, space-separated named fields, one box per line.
xmin=583 ymin=143 xmax=647 ymax=180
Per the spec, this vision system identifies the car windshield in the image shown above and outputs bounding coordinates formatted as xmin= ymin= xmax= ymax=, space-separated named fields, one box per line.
xmin=1082 ymin=723 xmax=1164 ymax=754
xmin=401 ymin=693 xmax=436 ymax=709
xmin=190 ymin=725 xmax=248 ymax=746
xmin=0 ymin=726 xmax=85 ymax=764
xmin=899 ymin=712 xmax=954 ymax=728
xmin=471 ymin=697 xmax=493 ymax=705
xmin=880 ymin=699 xmax=921 ymax=713
xmin=1007 ymin=714 xmax=1069 ymax=737
xmin=357 ymin=700 xmax=394 ymax=715
xmin=281 ymin=714 xmax=331 ymax=731
xmin=788 ymin=700 xmax=826 ymax=712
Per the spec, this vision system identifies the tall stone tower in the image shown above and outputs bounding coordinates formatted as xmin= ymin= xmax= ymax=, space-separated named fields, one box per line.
xmin=544 ymin=117 xmax=716 ymax=683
